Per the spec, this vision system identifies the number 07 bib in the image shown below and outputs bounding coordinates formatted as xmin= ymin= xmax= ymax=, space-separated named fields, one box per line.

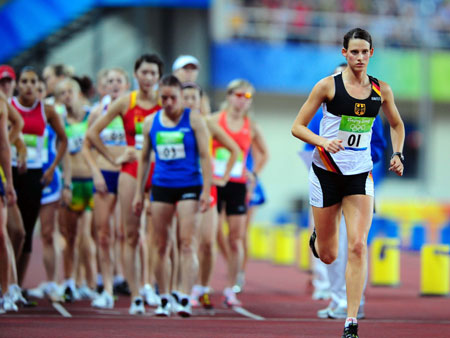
xmin=156 ymin=131 xmax=186 ymax=160
xmin=337 ymin=115 xmax=374 ymax=151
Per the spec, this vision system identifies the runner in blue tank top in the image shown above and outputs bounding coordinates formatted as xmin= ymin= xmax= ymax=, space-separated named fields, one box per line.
xmin=133 ymin=75 xmax=212 ymax=318
xmin=150 ymin=108 xmax=202 ymax=187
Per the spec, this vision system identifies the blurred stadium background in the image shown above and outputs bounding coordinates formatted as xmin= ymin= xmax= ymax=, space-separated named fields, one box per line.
xmin=1 ymin=0 xmax=449 ymax=245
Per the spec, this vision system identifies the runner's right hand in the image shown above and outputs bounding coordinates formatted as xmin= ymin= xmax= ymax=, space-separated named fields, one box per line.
xmin=322 ymin=138 xmax=344 ymax=154
xmin=93 ymin=171 xmax=108 ymax=194
xmin=115 ymin=148 xmax=138 ymax=165
xmin=132 ymin=193 xmax=144 ymax=216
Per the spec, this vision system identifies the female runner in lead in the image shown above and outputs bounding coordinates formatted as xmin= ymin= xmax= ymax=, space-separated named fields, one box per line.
xmin=291 ymin=28 xmax=405 ymax=338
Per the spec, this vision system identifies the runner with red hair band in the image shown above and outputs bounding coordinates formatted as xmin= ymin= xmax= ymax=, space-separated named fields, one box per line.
xmin=211 ymin=79 xmax=268 ymax=307
xmin=181 ymin=82 xmax=240 ymax=309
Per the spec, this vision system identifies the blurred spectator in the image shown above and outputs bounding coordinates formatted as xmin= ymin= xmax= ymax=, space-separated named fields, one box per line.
xmin=229 ymin=0 xmax=450 ymax=48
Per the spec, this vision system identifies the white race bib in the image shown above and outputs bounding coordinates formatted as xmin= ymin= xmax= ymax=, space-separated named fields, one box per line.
xmin=213 ymin=147 xmax=244 ymax=178
xmin=156 ymin=131 xmax=186 ymax=160
xmin=337 ymin=115 xmax=374 ymax=151
xmin=101 ymin=116 xmax=126 ymax=146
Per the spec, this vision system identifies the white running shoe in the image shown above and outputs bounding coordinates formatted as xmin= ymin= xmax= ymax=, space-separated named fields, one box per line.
xmin=190 ymin=285 xmax=203 ymax=307
xmin=129 ymin=297 xmax=145 ymax=315
xmin=177 ymin=297 xmax=192 ymax=317
xmin=312 ymin=289 xmax=331 ymax=300
xmin=317 ymin=305 xmax=334 ymax=319
xmin=328 ymin=305 xmax=365 ymax=319
xmin=77 ymin=285 xmax=97 ymax=300
xmin=140 ymin=284 xmax=160 ymax=307
xmin=9 ymin=284 xmax=27 ymax=305
xmin=27 ymin=282 xmax=47 ymax=299
xmin=232 ymin=271 xmax=245 ymax=294
xmin=170 ymin=293 xmax=182 ymax=314
xmin=92 ymin=290 xmax=114 ymax=309
xmin=223 ymin=287 xmax=241 ymax=307
xmin=2 ymin=292 xmax=18 ymax=312
xmin=44 ymin=282 xmax=63 ymax=302
xmin=155 ymin=297 xmax=172 ymax=317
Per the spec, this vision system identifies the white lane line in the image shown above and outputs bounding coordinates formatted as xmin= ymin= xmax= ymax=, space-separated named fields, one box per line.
xmin=232 ymin=306 xmax=265 ymax=321
xmin=52 ymin=302 xmax=72 ymax=318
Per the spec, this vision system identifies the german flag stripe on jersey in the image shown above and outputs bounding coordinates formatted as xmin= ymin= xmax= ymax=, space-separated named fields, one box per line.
xmin=317 ymin=146 xmax=343 ymax=174
xmin=372 ymin=82 xmax=381 ymax=97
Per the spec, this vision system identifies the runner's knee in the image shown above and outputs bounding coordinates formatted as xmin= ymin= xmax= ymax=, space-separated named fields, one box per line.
xmin=9 ymin=225 xmax=25 ymax=246
xmin=41 ymin=231 xmax=54 ymax=247
xmin=125 ymin=229 xmax=139 ymax=247
xmin=348 ymin=240 xmax=366 ymax=260
xmin=320 ymin=251 xmax=337 ymax=265
xmin=179 ymin=238 xmax=195 ymax=255
xmin=200 ymin=241 xmax=213 ymax=256
xmin=98 ymin=231 xmax=111 ymax=249
xmin=228 ymin=236 xmax=242 ymax=253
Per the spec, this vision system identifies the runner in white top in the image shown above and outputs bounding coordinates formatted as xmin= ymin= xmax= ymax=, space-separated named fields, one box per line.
xmin=291 ymin=28 xmax=405 ymax=338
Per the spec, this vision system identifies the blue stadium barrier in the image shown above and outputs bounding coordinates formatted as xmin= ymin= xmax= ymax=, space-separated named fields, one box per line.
xmin=440 ymin=223 xmax=450 ymax=245
xmin=410 ymin=224 xmax=427 ymax=251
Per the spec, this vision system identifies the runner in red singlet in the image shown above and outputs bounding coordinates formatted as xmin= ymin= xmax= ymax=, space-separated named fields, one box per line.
xmin=86 ymin=54 xmax=163 ymax=315
xmin=10 ymin=67 xmax=67 ymax=288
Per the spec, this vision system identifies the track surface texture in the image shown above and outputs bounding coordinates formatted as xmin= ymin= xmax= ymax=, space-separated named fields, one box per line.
xmin=1 ymin=239 xmax=449 ymax=338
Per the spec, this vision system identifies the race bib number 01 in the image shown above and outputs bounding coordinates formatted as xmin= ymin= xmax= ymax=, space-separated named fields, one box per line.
xmin=214 ymin=147 xmax=244 ymax=178
xmin=337 ymin=115 xmax=374 ymax=151
xmin=156 ymin=131 xmax=186 ymax=160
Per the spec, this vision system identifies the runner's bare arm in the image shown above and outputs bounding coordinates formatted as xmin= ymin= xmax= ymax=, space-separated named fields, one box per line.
xmin=250 ymin=122 xmax=269 ymax=176
xmin=82 ymin=106 xmax=104 ymax=179
xmin=5 ymin=100 xmax=23 ymax=144
xmin=86 ymin=95 xmax=127 ymax=165
xmin=206 ymin=116 xmax=240 ymax=185
xmin=43 ymin=104 xmax=68 ymax=186
xmin=192 ymin=112 xmax=212 ymax=212
xmin=291 ymin=77 xmax=344 ymax=153
xmin=132 ymin=115 xmax=154 ymax=216
xmin=0 ymin=101 xmax=16 ymax=205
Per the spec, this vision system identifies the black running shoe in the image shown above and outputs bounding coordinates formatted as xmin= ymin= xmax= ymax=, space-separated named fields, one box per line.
xmin=113 ymin=281 xmax=131 ymax=296
xmin=342 ymin=323 xmax=358 ymax=338
xmin=309 ymin=228 xmax=320 ymax=259
xmin=64 ymin=286 xmax=74 ymax=303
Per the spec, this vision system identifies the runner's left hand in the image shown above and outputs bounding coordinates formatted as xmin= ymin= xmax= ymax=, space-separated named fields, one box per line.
xmin=199 ymin=191 xmax=209 ymax=213
xmin=389 ymin=157 xmax=404 ymax=176
xmin=41 ymin=167 xmax=55 ymax=187
xmin=5 ymin=184 xmax=17 ymax=206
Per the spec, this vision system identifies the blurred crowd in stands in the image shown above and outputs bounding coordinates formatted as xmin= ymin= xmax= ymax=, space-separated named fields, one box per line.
xmin=227 ymin=0 xmax=450 ymax=48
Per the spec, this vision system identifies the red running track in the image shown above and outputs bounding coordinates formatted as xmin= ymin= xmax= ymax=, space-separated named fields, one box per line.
xmin=1 ymin=239 xmax=450 ymax=337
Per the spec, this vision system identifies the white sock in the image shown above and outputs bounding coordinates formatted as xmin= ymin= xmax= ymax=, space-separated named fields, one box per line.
xmin=64 ymin=279 xmax=75 ymax=289
xmin=113 ymin=275 xmax=125 ymax=285
xmin=96 ymin=274 xmax=103 ymax=286
xmin=345 ymin=317 xmax=357 ymax=327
